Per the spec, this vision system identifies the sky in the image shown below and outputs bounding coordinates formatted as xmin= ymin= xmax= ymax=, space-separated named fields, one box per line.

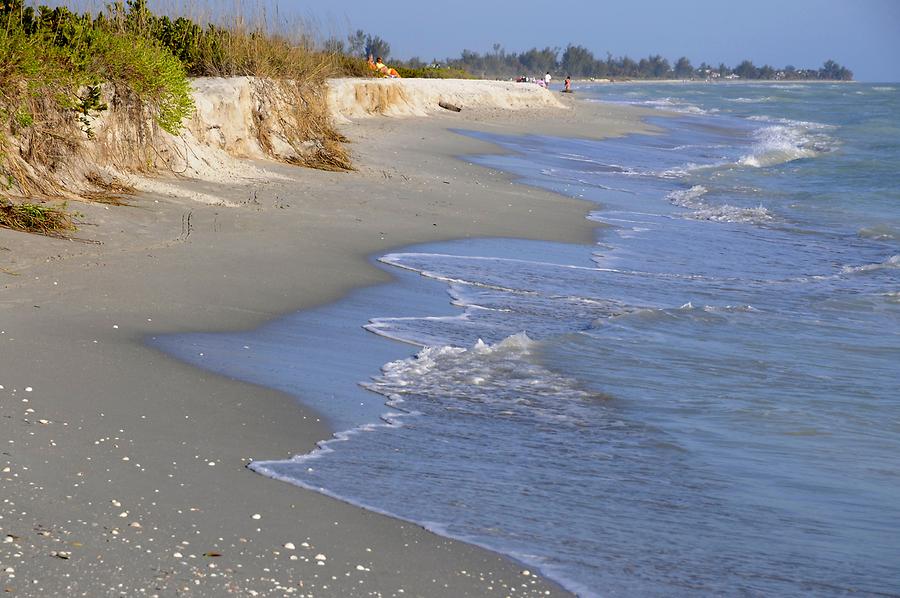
xmin=293 ymin=0 xmax=900 ymax=82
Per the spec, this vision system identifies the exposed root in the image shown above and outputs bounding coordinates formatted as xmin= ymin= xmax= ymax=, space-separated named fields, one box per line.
xmin=83 ymin=171 xmax=136 ymax=205
xmin=252 ymin=79 xmax=353 ymax=172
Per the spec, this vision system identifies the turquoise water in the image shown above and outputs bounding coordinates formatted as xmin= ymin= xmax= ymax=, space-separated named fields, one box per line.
xmin=154 ymin=83 xmax=900 ymax=596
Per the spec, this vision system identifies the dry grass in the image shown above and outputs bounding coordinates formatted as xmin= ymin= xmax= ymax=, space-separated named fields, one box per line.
xmin=0 ymin=199 xmax=76 ymax=236
xmin=83 ymin=171 xmax=137 ymax=205
xmin=189 ymin=8 xmax=359 ymax=172
xmin=253 ymin=79 xmax=353 ymax=172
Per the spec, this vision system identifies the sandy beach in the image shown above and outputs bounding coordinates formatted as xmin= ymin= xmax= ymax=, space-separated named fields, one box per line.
xmin=1 ymin=82 xmax=648 ymax=596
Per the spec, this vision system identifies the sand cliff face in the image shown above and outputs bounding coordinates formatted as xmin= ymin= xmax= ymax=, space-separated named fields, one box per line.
xmin=4 ymin=77 xmax=563 ymax=203
xmin=328 ymin=78 xmax=564 ymax=120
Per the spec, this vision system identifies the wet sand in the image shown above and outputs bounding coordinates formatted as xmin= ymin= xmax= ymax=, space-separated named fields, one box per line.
xmin=0 ymin=94 xmax=648 ymax=596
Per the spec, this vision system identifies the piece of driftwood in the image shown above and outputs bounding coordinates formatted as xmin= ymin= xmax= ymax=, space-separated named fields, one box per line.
xmin=438 ymin=101 xmax=462 ymax=112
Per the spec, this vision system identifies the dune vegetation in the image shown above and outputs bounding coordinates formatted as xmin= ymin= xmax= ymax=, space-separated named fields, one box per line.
xmin=0 ymin=0 xmax=372 ymax=235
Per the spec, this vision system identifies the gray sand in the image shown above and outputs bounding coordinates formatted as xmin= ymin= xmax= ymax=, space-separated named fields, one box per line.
xmin=0 ymin=97 xmax=648 ymax=596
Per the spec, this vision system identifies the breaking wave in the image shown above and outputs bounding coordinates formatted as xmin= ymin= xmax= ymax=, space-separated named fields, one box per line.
xmin=738 ymin=121 xmax=836 ymax=168
xmin=728 ymin=96 xmax=775 ymax=103
xmin=613 ymin=97 xmax=718 ymax=115
xmin=858 ymin=225 xmax=899 ymax=241
xmin=667 ymin=185 xmax=774 ymax=224
xmin=842 ymin=255 xmax=900 ymax=274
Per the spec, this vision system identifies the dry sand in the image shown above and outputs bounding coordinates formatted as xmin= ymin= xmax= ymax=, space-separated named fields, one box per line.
xmin=0 ymin=85 xmax=650 ymax=596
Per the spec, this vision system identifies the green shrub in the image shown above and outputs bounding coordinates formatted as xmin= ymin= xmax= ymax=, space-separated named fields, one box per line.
xmin=0 ymin=1 xmax=194 ymax=135
xmin=395 ymin=66 xmax=474 ymax=79
xmin=89 ymin=29 xmax=194 ymax=134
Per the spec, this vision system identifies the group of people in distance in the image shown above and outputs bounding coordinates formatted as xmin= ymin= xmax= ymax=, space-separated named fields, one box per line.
xmin=516 ymin=71 xmax=573 ymax=93
xmin=367 ymin=56 xmax=573 ymax=91
xmin=368 ymin=54 xmax=401 ymax=78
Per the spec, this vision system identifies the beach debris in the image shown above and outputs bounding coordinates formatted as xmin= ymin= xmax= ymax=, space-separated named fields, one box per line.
xmin=129 ymin=522 xmax=142 ymax=529
xmin=438 ymin=101 xmax=462 ymax=112
xmin=283 ymin=542 xmax=295 ymax=551
xmin=202 ymin=551 xmax=222 ymax=558
xmin=49 ymin=551 xmax=71 ymax=559
xmin=251 ymin=513 xmax=261 ymax=520
xmin=314 ymin=554 xmax=326 ymax=562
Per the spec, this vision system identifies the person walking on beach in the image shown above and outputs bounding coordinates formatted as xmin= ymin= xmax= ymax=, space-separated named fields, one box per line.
xmin=544 ymin=71 xmax=552 ymax=89
xmin=564 ymin=75 xmax=572 ymax=92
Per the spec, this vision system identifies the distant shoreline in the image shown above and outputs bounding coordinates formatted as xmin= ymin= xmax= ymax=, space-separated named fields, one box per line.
xmin=571 ymin=78 xmax=858 ymax=84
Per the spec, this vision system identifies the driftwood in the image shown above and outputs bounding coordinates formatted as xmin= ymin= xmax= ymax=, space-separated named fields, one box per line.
xmin=438 ymin=101 xmax=462 ymax=112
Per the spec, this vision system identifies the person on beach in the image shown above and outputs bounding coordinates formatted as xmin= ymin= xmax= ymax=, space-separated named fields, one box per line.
xmin=374 ymin=56 xmax=402 ymax=78
xmin=544 ymin=71 xmax=552 ymax=88
xmin=564 ymin=75 xmax=572 ymax=92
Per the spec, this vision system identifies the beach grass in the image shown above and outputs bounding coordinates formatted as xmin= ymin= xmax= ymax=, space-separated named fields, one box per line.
xmin=0 ymin=199 xmax=76 ymax=236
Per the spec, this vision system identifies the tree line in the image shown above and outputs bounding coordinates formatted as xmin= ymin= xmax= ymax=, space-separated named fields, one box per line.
xmin=442 ymin=45 xmax=853 ymax=81
xmin=329 ymin=33 xmax=853 ymax=81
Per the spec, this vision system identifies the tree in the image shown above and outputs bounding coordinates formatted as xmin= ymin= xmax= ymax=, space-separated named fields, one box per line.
xmin=758 ymin=64 xmax=776 ymax=79
xmin=561 ymin=44 xmax=596 ymax=77
xmin=734 ymin=59 xmax=758 ymax=79
xmin=346 ymin=29 xmax=366 ymax=56
xmin=819 ymin=59 xmax=853 ymax=81
xmin=640 ymin=54 xmax=670 ymax=78
xmin=365 ymin=34 xmax=390 ymax=61
xmin=519 ymin=46 xmax=559 ymax=75
xmin=674 ymin=56 xmax=694 ymax=79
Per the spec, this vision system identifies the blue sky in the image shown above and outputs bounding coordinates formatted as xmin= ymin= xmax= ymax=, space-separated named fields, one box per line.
xmin=297 ymin=0 xmax=899 ymax=81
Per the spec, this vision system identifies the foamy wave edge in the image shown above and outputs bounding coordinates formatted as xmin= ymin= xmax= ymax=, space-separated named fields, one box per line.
xmin=667 ymin=185 xmax=774 ymax=224
xmin=248 ymin=333 xmax=598 ymax=597
xmin=842 ymin=255 xmax=900 ymax=274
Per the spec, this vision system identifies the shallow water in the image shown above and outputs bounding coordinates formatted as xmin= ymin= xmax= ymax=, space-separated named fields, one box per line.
xmin=154 ymin=83 xmax=900 ymax=596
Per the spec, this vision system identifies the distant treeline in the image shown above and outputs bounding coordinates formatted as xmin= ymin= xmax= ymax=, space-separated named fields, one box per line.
xmin=339 ymin=35 xmax=854 ymax=81
xmin=435 ymin=45 xmax=853 ymax=81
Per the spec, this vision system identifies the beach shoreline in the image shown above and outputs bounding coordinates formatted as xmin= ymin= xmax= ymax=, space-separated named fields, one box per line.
xmin=1 ymin=86 xmax=649 ymax=596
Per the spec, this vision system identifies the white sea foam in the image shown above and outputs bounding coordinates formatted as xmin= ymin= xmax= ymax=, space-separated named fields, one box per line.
xmin=607 ymin=97 xmax=716 ymax=115
xmin=635 ymin=98 xmax=717 ymax=115
xmin=728 ymin=96 xmax=775 ymax=103
xmin=667 ymin=185 xmax=709 ymax=208
xmin=696 ymin=304 xmax=760 ymax=313
xmin=667 ymin=185 xmax=773 ymax=224
xmin=737 ymin=123 xmax=833 ymax=168
xmin=687 ymin=204 xmax=774 ymax=224
xmin=858 ymin=225 xmax=899 ymax=241
xmin=746 ymin=115 xmax=835 ymax=130
xmin=842 ymin=255 xmax=900 ymax=274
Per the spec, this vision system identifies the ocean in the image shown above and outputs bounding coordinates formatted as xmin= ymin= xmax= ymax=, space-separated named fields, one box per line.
xmin=152 ymin=82 xmax=900 ymax=596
